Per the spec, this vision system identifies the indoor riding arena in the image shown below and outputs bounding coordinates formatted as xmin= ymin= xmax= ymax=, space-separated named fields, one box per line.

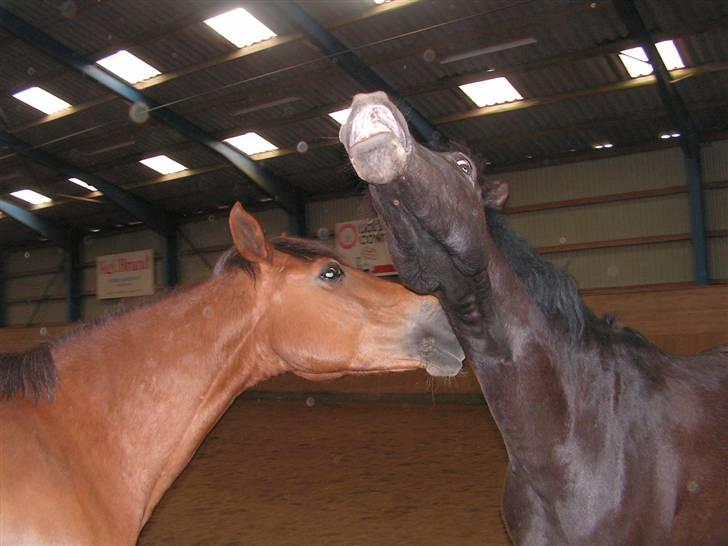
xmin=1 ymin=2 xmax=726 ymax=546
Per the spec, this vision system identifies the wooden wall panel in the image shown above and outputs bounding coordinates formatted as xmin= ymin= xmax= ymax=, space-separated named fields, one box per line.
xmin=582 ymin=284 xmax=728 ymax=339
xmin=0 ymin=325 xmax=70 ymax=352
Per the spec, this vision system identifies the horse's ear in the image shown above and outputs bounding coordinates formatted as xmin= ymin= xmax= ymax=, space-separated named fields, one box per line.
xmin=229 ymin=202 xmax=271 ymax=264
xmin=483 ymin=180 xmax=509 ymax=210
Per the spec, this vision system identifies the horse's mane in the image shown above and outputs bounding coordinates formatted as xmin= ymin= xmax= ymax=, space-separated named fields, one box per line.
xmin=485 ymin=205 xmax=648 ymax=349
xmin=0 ymin=344 xmax=56 ymax=401
xmin=214 ymin=235 xmax=341 ymax=276
xmin=1 ymin=236 xmax=340 ymax=403
xmin=430 ymin=139 xmax=648 ymax=349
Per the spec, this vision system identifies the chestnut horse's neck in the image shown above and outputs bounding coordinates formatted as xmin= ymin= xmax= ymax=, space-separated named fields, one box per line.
xmin=45 ymin=270 xmax=282 ymax=538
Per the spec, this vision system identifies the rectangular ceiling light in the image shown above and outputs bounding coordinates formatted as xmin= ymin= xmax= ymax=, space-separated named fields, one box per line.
xmin=459 ymin=77 xmax=523 ymax=107
xmin=619 ymin=39 xmax=685 ymax=78
xmin=11 ymin=189 xmax=52 ymax=205
xmin=68 ymin=177 xmax=98 ymax=192
xmin=12 ymin=87 xmax=71 ymax=115
xmin=328 ymin=108 xmax=352 ymax=125
xmin=139 ymin=155 xmax=188 ymax=174
xmin=225 ymin=132 xmax=278 ymax=155
xmin=96 ymin=50 xmax=161 ymax=83
xmin=204 ymin=8 xmax=276 ymax=48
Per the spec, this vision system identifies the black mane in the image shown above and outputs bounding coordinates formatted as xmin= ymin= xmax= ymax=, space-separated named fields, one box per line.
xmin=486 ymin=210 xmax=648 ymax=348
xmin=0 ymin=343 xmax=56 ymax=402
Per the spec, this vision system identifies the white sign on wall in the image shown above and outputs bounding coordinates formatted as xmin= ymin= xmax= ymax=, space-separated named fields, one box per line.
xmin=335 ymin=218 xmax=396 ymax=276
xmin=96 ymin=249 xmax=155 ymax=299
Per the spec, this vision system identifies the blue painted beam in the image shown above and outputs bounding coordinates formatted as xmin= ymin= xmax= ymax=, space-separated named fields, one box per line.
xmin=0 ymin=130 xmax=177 ymax=236
xmin=64 ymin=231 xmax=81 ymax=322
xmin=614 ymin=0 xmax=710 ymax=284
xmin=275 ymin=1 xmax=442 ymax=145
xmin=0 ymin=197 xmax=74 ymax=250
xmin=0 ymin=7 xmax=300 ymax=217
xmin=164 ymin=231 xmax=179 ymax=288
xmin=0 ymin=199 xmax=82 ymax=322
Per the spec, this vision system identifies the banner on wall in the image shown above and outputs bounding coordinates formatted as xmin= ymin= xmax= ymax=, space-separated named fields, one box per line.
xmin=334 ymin=218 xmax=396 ymax=276
xmin=96 ymin=249 xmax=155 ymax=299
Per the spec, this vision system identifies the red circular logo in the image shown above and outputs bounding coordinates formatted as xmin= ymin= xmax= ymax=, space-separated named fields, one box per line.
xmin=336 ymin=223 xmax=358 ymax=250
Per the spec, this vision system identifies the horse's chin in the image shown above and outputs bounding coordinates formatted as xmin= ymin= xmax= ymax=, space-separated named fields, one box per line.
xmin=349 ymin=133 xmax=408 ymax=185
xmin=424 ymin=359 xmax=463 ymax=377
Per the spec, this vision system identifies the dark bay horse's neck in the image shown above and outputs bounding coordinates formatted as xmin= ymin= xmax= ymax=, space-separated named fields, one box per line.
xmin=442 ymin=212 xmax=582 ymax=479
xmin=438 ymin=211 xmax=586 ymax=360
xmin=47 ymin=272 xmax=280 ymax=537
xmin=486 ymin=211 xmax=589 ymax=340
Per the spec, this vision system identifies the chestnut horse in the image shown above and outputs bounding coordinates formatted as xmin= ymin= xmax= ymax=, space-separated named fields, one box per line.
xmin=0 ymin=202 xmax=463 ymax=546
xmin=340 ymin=92 xmax=728 ymax=545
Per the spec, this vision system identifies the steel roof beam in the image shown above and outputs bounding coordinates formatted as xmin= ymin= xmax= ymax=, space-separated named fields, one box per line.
xmin=274 ymin=0 xmax=441 ymax=144
xmin=614 ymin=0 xmax=709 ymax=284
xmin=0 ymin=7 xmax=299 ymax=217
xmin=0 ymin=197 xmax=82 ymax=320
xmin=0 ymin=130 xmax=176 ymax=236
xmin=0 ymin=197 xmax=74 ymax=250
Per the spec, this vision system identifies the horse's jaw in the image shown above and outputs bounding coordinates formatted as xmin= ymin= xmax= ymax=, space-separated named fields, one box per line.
xmin=340 ymin=92 xmax=412 ymax=185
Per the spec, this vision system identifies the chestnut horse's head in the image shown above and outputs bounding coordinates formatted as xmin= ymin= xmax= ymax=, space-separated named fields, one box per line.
xmin=221 ymin=203 xmax=463 ymax=379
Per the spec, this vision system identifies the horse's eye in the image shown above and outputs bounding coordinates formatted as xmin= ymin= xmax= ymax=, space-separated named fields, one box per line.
xmin=320 ymin=264 xmax=344 ymax=282
xmin=456 ymin=158 xmax=473 ymax=176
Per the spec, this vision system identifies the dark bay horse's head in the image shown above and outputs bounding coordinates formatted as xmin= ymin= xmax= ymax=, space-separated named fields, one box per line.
xmin=220 ymin=203 xmax=463 ymax=378
xmin=339 ymin=91 xmax=507 ymax=294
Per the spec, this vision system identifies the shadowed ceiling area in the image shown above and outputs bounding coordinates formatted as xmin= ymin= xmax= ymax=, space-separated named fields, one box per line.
xmin=1 ymin=0 xmax=726 ymax=247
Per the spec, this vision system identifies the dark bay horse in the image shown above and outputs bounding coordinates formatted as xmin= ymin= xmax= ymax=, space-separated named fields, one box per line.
xmin=340 ymin=91 xmax=728 ymax=545
xmin=0 ymin=202 xmax=463 ymax=546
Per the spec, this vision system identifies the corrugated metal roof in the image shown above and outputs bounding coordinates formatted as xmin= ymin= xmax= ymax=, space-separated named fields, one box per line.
xmin=1 ymin=0 xmax=728 ymax=246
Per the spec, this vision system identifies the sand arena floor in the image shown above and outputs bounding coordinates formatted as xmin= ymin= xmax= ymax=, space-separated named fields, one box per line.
xmin=138 ymin=397 xmax=512 ymax=546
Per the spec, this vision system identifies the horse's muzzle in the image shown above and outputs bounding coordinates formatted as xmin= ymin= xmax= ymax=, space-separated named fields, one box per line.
xmin=412 ymin=300 xmax=464 ymax=377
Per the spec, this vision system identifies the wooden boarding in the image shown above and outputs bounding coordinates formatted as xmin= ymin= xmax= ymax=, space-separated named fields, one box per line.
xmin=3 ymin=284 xmax=726 ymax=396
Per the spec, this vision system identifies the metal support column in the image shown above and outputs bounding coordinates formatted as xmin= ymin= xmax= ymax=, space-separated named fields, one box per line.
xmin=164 ymin=229 xmax=179 ymax=288
xmin=683 ymin=135 xmax=710 ymax=284
xmin=63 ymin=231 xmax=81 ymax=323
xmin=287 ymin=190 xmax=308 ymax=237
xmin=615 ymin=0 xmax=710 ymax=284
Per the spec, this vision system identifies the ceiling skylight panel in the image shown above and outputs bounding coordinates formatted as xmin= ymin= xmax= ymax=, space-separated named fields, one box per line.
xmin=618 ymin=40 xmax=685 ymax=78
xmin=656 ymin=40 xmax=685 ymax=70
xmin=11 ymin=189 xmax=52 ymax=205
xmin=12 ymin=87 xmax=71 ymax=115
xmin=68 ymin=177 xmax=98 ymax=192
xmin=96 ymin=50 xmax=161 ymax=84
xmin=204 ymin=8 xmax=276 ymax=48
xmin=140 ymin=155 xmax=188 ymax=175
xmin=459 ymin=77 xmax=523 ymax=107
xmin=225 ymin=132 xmax=278 ymax=155
xmin=328 ymin=108 xmax=352 ymax=125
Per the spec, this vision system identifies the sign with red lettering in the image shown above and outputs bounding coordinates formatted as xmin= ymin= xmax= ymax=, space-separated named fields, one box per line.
xmin=96 ymin=249 xmax=155 ymax=299
xmin=335 ymin=218 xmax=396 ymax=276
